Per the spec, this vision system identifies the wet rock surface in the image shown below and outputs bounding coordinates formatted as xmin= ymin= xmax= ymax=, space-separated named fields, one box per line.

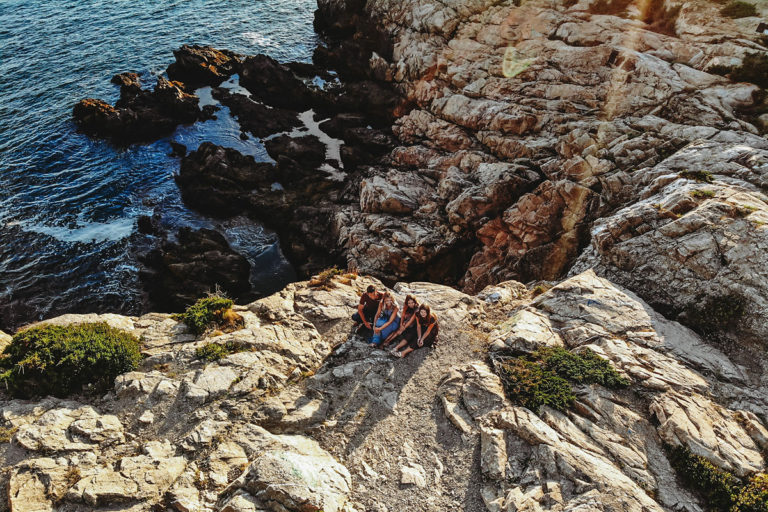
xmin=138 ymin=226 xmax=253 ymax=311
xmin=73 ymin=76 xmax=202 ymax=143
xmin=166 ymin=44 xmax=242 ymax=87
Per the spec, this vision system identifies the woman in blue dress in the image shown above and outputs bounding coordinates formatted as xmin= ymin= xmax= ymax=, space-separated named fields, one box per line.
xmin=370 ymin=292 xmax=400 ymax=347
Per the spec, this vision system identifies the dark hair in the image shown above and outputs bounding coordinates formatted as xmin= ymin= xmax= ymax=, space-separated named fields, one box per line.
xmin=404 ymin=295 xmax=419 ymax=313
xmin=366 ymin=285 xmax=376 ymax=293
xmin=417 ymin=304 xmax=432 ymax=322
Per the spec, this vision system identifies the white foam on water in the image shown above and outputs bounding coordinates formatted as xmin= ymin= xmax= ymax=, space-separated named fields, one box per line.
xmin=242 ymin=31 xmax=277 ymax=49
xmin=291 ymin=109 xmax=345 ymax=169
xmin=17 ymin=217 xmax=135 ymax=243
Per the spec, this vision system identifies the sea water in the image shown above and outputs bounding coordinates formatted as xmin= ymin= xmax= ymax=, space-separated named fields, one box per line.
xmin=0 ymin=0 xmax=319 ymax=330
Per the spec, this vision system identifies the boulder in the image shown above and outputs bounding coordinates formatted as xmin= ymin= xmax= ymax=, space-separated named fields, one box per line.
xmin=167 ymin=44 xmax=242 ymax=86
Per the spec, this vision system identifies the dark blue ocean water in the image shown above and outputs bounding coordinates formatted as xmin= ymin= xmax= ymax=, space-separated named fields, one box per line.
xmin=0 ymin=0 xmax=319 ymax=331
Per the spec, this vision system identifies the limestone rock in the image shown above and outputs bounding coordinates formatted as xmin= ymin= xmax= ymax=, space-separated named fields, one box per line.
xmin=15 ymin=406 xmax=124 ymax=453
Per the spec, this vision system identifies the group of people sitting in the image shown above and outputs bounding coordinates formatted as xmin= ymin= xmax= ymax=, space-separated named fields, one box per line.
xmin=352 ymin=285 xmax=439 ymax=358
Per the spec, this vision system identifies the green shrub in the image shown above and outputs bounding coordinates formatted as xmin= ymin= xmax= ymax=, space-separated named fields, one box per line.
xmin=491 ymin=346 xmax=629 ymax=414
xmin=0 ymin=425 xmax=17 ymax=443
xmin=668 ymin=444 xmax=768 ymax=512
xmin=309 ymin=266 xmax=344 ymax=290
xmin=690 ymin=189 xmax=716 ymax=199
xmin=493 ymin=357 xmax=576 ymax=413
xmin=679 ymin=170 xmax=715 ymax=183
xmin=721 ymin=1 xmax=758 ymax=18
xmin=734 ymin=473 xmax=768 ymax=512
xmin=668 ymin=445 xmax=740 ymax=510
xmin=730 ymin=53 xmax=768 ymax=89
xmin=177 ymin=296 xmax=237 ymax=336
xmin=0 ymin=323 xmax=141 ymax=398
xmin=195 ymin=342 xmax=236 ymax=362
xmin=685 ymin=294 xmax=746 ymax=341
xmin=536 ymin=347 xmax=630 ymax=389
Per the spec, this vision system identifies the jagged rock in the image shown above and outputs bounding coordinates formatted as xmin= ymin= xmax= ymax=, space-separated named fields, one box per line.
xmin=138 ymin=226 xmax=252 ymax=311
xmin=211 ymin=87 xmax=301 ymax=138
xmin=400 ymin=463 xmax=427 ymax=487
xmin=0 ymin=329 xmax=10 ymax=352
xmin=264 ymin=134 xmax=327 ymax=170
xmin=308 ymin=0 xmax=768 ymax=291
xmin=73 ymin=77 xmax=200 ymax=143
xmin=66 ymin=440 xmax=186 ymax=506
xmin=231 ymin=424 xmax=352 ymax=512
xmin=111 ymin=71 xmax=141 ymax=94
xmin=571 ymin=140 xmax=768 ymax=346
xmin=239 ymin=54 xmax=314 ymax=110
xmin=167 ymin=44 xmax=242 ymax=86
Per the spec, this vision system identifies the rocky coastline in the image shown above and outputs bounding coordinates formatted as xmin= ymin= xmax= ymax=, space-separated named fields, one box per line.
xmin=4 ymin=0 xmax=768 ymax=510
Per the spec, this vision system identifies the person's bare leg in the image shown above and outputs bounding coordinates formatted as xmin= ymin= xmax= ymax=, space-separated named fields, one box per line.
xmin=391 ymin=339 xmax=407 ymax=355
xmin=382 ymin=331 xmax=398 ymax=347
xmin=399 ymin=347 xmax=415 ymax=358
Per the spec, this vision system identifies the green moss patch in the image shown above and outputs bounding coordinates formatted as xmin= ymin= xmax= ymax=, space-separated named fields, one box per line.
xmin=194 ymin=341 xmax=244 ymax=362
xmin=537 ymin=346 xmax=631 ymax=389
xmin=721 ymin=1 xmax=758 ymax=18
xmin=0 ymin=323 xmax=141 ymax=398
xmin=668 ymin=444 xmax=768 ymax=512
xmin=175 ymin=296 xmax=242 ymax=336
xmin=491 ymin=347 xmax=628 ymax=414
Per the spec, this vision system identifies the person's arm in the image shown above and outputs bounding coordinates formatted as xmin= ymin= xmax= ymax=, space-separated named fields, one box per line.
xmin=419 ymin=322 xmax=435 ymax=346
xmin=416 ymin=317 xmax=422 ymax=340
xmin=373 ymin=301 xmax=384 ymax=332
xmin=381 ymin=305 xmax=398 ymax=329
xmin=358 ymin=298 xmax=373 ymax=329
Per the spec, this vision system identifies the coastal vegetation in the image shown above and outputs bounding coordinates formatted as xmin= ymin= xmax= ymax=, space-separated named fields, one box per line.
xmin=491 ymin=347 xmax=629 ymax=413
xmin=668 ymin=445 xmax=768 ymax=512
xmin=720 ymin=1 xmax=758 ymax=19
xmin=194 ymin=341 xmax=244 ymax=362
xmin=0 ymin=323 xmax=141 ymax=398
xmin=175 ymin=295 xmax=243 ymax=336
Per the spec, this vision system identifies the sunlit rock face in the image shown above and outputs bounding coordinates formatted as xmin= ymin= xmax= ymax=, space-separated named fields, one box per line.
xmin=317 ymin=0 xmax=768 ymax=292
xmin=4 ymin=271 xmax=768 ymax=512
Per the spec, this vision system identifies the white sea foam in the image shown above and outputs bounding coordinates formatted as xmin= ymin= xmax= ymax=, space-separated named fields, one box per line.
xmin=18 ymin=217 xmax=135 ymax=243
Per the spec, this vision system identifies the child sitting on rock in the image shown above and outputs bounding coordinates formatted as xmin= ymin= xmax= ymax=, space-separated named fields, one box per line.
xmin=382 ymin=295 xmax=419 ymax=349
xmin=391 ymin=304 xmax=438 ymax=358
xmin=370 ymin=292 xmax=400 ymax=348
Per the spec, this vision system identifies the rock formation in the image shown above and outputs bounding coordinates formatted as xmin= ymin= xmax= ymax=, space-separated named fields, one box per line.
xmin=2 ymin=268 xmax=768 ymax=511
xmin=73 ymin=75 xmax=206 ymax=143
xmin=47 ymin=1 xmax=768 ymax=510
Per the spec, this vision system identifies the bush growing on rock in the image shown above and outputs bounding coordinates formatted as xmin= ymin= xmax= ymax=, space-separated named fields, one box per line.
xmin=684 ymin=294 xmax=746 ymax=342
xmin=493 ymin=356 xmax=576 ymax=412
xmin=730 ymin=53 xmax=768 ymax=89
xmin=176 ymin=295 xmax=243 ymax=336
xmin=721 ymin=1 xmax=758 ymax=18
xmin=491 ymin=347 xmax=629 ymax=413
xmin=0 ymin=323 xmax=141 ymax=398
xmin=537 ymin=347 xmax=630 ymax=389
xmin=667 ymin=444 xmax=768 ymax=512
xmin=194 ymin=341 xmax=242 ymax=362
